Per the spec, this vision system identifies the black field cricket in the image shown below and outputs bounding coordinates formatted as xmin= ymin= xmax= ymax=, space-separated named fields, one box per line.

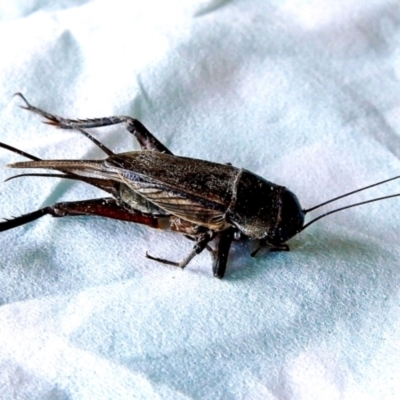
xmin=1 ymin=94 xmax=400 ymax=278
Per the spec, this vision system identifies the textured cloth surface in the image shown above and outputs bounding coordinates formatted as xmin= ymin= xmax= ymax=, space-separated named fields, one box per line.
xmin=0 ymin=1 xmax=400 ymax=399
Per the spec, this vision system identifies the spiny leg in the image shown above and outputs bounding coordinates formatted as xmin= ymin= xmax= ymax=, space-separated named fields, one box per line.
xmin=146 ymin=232 xmax=214 ymax=270
xmin=0 ymin=198 xmax=161 ymax=232
xmin=15 ymin=93 xmax=172 ymax=154
xmin=14 ymin=93 xmax=114 ymax=156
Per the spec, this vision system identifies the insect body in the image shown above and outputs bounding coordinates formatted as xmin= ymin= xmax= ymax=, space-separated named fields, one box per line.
xmin=1 ymin=94 xmax=400 ymax=278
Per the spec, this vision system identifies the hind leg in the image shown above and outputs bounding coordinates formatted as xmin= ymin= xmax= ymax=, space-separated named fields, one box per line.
xmin=15 ymin=93 xmax=171 ymax=154
xmin=0 ymin=198 xmax=162 ymax=232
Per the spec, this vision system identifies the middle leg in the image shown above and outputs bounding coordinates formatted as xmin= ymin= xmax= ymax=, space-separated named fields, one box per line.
xmin=146 ymin=231 xmax=215 ymax=270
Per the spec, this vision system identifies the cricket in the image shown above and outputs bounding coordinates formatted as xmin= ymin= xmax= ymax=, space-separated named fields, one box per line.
xmin=1 ymin=93 xmax=400 ymax=278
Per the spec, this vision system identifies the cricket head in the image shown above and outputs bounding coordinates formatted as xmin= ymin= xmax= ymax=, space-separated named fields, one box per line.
xmin=248 ymin=174 xmax=400 ymax=258
xmin=268 ymin=188 xmax=305 ymax=245
xmin=269 ymin=174 xmax=400 ymax=247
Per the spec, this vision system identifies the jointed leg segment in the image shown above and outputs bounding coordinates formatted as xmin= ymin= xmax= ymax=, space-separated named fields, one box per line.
xmin=0 ymin=198 xmax=160 ymax=232
xmin=15 ymin=93 xmax=172 ymax=154
xmin=146 ymin=231 xmax=215 ymax=270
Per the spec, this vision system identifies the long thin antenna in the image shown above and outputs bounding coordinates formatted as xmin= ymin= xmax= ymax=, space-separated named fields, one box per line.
xmin=301 ymin=193 xmax=400 ymax=232
xmin=303 ymin=175 xmax=400 ymax=213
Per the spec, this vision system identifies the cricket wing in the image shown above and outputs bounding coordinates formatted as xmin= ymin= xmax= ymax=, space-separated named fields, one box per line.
xmin=124 ymin=179 xmax=228 ymax=229
xmin=107 ymin=152 xmax=240 ymax=230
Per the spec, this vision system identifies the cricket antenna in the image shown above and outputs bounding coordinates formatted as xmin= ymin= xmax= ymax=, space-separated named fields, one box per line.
xmin=300 ymin=175 xmax=400 ymax=232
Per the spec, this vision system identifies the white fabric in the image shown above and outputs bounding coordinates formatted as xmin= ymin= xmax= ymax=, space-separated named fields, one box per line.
xmin=1 ymin=1 xmax=400 ymax=398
